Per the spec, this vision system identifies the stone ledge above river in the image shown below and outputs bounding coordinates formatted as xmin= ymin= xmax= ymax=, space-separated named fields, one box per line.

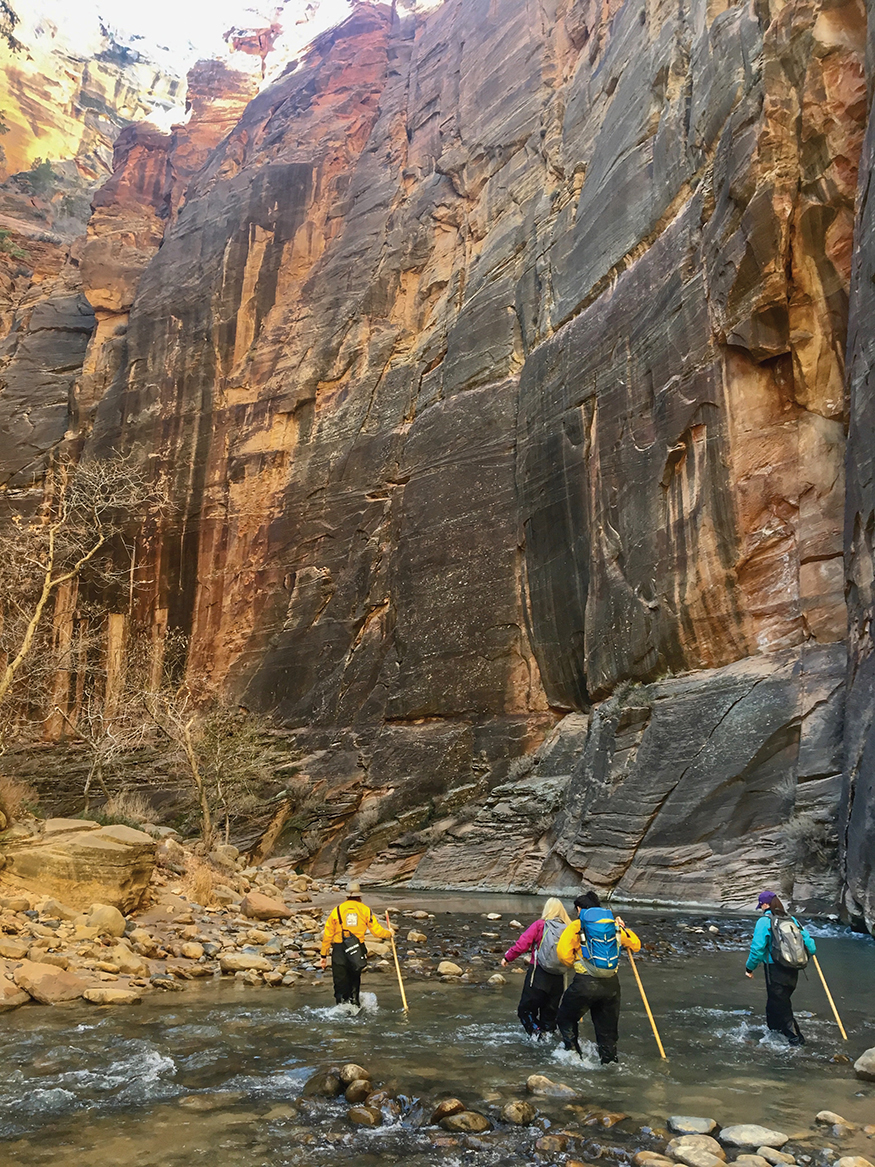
xmin=0 ymin=819 xmax=156 ymax=913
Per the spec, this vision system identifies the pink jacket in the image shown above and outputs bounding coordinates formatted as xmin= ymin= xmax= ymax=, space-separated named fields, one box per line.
xmin=504 ymin=919 xmax=544 ymax=963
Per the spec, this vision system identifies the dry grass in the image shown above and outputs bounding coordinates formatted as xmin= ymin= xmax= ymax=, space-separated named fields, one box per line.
xmin=102 ymin=789 xmax=154 ymax=827
xmin=183 ymin=856 xmax=220 ymax=907
xmin=0 ymin=774 xmax=37 ymax=824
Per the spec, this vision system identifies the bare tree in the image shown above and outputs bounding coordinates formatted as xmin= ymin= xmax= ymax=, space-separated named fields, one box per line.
xmin=143 ymin=687 xmax=274 ymax=851
xmin=0 ymin=455 xmax=165 ymax=748
xmin=53 ymin=693 xmax=150 ymax=810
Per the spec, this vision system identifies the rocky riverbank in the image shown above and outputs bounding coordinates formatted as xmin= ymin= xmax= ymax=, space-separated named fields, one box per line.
xmin=236 ymin=1060 xmax=875 ymax=1167
xmin=0 ymin=825 xmax=760 ymax=1011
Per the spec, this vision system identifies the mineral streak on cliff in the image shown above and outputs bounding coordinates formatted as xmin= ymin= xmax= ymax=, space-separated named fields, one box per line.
xmin=7 ymin=0 xmax=874 ymax=913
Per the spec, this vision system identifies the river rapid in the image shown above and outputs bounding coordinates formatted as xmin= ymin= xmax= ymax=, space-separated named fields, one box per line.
xmin=1 ymin=893 xmax=873 ymax=1166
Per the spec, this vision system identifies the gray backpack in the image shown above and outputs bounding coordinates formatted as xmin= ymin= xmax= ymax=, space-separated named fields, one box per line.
xmin=536 ymin=918 xmax=567 ymax=974
xmin=769 ymin=915 xmax=809 ymax=969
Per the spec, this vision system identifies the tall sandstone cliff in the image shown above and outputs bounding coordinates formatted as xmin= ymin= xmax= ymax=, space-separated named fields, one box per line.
xmin=9 ymin=0 xmax=875 ymax=918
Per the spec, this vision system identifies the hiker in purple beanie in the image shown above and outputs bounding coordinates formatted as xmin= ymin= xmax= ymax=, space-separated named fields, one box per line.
xmin=745 ymin=890 xmax=816 ymax=1045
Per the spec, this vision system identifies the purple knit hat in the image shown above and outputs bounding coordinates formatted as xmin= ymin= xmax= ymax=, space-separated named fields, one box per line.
xmin=757 ymin=889 xmax=777 ymax=907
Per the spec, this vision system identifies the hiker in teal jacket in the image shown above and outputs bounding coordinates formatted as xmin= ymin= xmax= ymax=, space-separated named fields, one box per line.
xmin=745 ymin=890 xmax=816 ymax=1045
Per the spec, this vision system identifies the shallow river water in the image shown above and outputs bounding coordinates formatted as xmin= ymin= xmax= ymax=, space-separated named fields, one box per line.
xmin=1 ymin=893 xmax=873 ymax=1166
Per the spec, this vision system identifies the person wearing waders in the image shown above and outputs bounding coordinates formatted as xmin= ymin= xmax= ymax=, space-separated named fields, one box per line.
xmin=745 ymin=890 xmax=816 ymax=1046
xmin=320 ymin=882 xmax=393 ymax=1007
xmin=501 ymin=898 xmax=572 ymax=1037
xmin=555 ymin=891 xmax=641 ymax=1063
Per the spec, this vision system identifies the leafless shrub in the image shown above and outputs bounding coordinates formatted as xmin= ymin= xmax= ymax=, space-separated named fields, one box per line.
xmin=183 ymin=855 xmax=220 ymax=907
xmin=102 ymin=789 xmax=153 ymax=826
xmin=783 ymin=810 xmax=839 ymax=871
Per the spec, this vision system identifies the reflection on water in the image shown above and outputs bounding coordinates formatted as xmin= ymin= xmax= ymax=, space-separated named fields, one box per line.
xmin=1 ymin=899 xmax=873 ymax=1166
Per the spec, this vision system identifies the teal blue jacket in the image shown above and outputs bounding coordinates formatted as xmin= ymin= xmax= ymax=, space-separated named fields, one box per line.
xmin=745 ymin=911 xmax=816 ymax=971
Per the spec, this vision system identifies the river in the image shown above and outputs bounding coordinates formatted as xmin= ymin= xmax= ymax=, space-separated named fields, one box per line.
xmin=1 ymin=893 xmax=873 ymax=1165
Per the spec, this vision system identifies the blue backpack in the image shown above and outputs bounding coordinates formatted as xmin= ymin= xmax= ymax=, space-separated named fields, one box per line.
xmin=579 ymin=907 xmax=620 ymax=977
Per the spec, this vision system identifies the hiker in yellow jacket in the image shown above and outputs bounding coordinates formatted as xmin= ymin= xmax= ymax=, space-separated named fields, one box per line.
xmin=320 ymin=882 xmax=393 ymax=1006
xmin=555 ymin=890 xmax=640 ymax=1063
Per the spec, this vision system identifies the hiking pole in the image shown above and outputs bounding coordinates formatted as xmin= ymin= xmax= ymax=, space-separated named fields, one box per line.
xmin=812 ymin=955 xmax=848 ymax=1040
xmin=628 ymin=951 xmax=667 ymax=1059
xmin=386 ymin=911 xmax=409 ymax=1014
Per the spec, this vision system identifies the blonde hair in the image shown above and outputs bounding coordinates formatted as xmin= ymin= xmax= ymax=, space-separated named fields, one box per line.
xmin=541 ymin=898 xmax=571 ymax=925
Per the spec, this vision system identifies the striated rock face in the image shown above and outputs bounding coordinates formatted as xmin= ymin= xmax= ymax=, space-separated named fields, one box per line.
xmin=6 ymin=0 xmax=874 ymax=909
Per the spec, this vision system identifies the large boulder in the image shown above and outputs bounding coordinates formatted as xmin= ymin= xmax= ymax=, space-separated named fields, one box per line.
xmin=719 ymin=1128 xmax=788 ymax=1150
xmin=12 ymin=959 xmax=89 ymax=1004
xmin=85 ymin=903 xmax=127 ymax=937
xmin=0 ymin=820 xmax=156 ymax=912
xmin=83 ymin=987 xmax=143 ymax=1005
xmin=107 ymin=945 xmax=149 ymax=976
xmin=853 ymin=1047 xmax=875 ymax=1081
xmin=0 ymin=974 xmax=30 ymax=1011
xmin=218 ymin=953 xmax=273 ymax=973
xmin=239 ymin=892 xmax=292 ymax=920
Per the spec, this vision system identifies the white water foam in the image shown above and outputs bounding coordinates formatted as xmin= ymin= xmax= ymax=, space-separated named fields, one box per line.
xmin=552 ymin=1040 xmax=603 ymax=1070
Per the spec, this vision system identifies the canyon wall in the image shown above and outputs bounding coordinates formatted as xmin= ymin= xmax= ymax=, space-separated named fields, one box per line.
xmin=5 ymin=0 xmax=874 ymax=914
xmin=843 ymin=0 xmax=875 ymax=933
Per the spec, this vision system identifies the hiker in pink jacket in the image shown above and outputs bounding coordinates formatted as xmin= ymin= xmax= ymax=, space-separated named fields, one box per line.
xmin=501 ymin=898 xmax=572 ymax=1037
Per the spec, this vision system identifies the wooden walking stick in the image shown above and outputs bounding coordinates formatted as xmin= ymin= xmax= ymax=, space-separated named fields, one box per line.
xmin=386 ymin=911 xmax=409 ymax=1014
xmin=812 ymin=955 xmax=848 ymax=1040
xmin=628 ymin=950 xmax=667 ymax=1059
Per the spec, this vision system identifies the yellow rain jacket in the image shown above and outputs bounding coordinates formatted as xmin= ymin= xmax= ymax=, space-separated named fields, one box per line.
xmin=321 ymin=899 xmax=392 ymax=956
xmin=556 ymin=916 xmax=641 ymax=974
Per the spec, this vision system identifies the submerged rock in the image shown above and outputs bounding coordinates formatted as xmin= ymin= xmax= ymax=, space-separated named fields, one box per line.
xmin=348 ymin=1106 xmax=382 ymax=1126
xmin=178 ymin=1091 xmax=247 ymax=1111
xmin=670 ymin=1118 xmax=718 ymax=1135
xmin=344 ymin=1080 xmax=371 ymax=1104
xmin=756 ymin=1150 xmax=795 ymax=1166
xmin=536 ymin=1134 xmax=570 ymax=1154
xmin=440 ymin=1111 xmax=492 ymax=1133
xmin=302 ymin=1069 xmax=344 ymax=1098
xmin=719 ymin=1128 xmax=788 ymax=1150
xmin=437 ymin=961 xmax=463 ymax=976
xmin=669 ymin=1134 xmax=728 ymax=1167
xmin=526 ymin=1074 xmax=577 ymax=1098
xmin=431 ymin=1099 xmax=467 ymax=1123
xmin=501 ymin=1100 xmax=537 ymax=1125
